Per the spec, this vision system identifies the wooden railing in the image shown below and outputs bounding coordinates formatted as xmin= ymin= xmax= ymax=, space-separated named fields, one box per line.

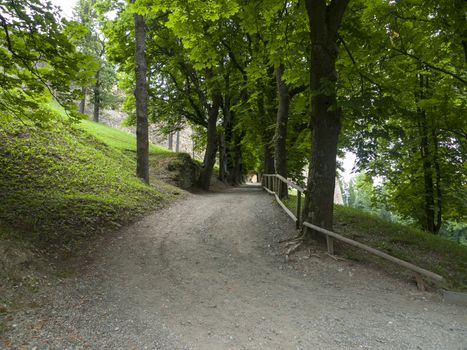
xmin=261 ymin=173 xmax=443 ymax=283
xmin=262 ymin=174 xmax=304 ymax=229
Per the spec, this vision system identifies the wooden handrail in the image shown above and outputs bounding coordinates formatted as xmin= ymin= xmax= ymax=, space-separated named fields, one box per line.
xmin=303 ymin=222 xmax=443 ymax=282
xmin=274 ymin=174 xmax=305 ymax=192
xmin=261 ymin=172 xmax=444 ymax=283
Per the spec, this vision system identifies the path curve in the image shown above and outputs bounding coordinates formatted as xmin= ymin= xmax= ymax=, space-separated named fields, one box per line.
xmin=4 ymin=185 xmax=467 ymax=349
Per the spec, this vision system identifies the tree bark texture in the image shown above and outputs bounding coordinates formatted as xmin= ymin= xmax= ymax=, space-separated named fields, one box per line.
xmin=79 ymin=87 xmax=86 ymax=114
xmin=304 ymin=0 xmax=349 ymax=234
xmin=133 ymin=4 xmax=149 ymax=184
xmin=257 ymin=81 xmax=276 ymax=175
xmin=417 ymin=74 xmax=441 ymax=234
xmin=219 ymin=93 xmax=233 ymax=183
xmin=218 ymin=132 xmax=227 ymax=182
xmin=198 ymin=91 xmax=221 ymax=190
xmin=227 ymin=130 xmax=245 ymax=185
xmin=274 ymin=64 xmax=290 ymax=198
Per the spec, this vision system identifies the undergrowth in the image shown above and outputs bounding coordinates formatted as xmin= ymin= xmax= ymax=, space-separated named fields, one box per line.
xmin=282 ymin=194 xmax=467 ymax=291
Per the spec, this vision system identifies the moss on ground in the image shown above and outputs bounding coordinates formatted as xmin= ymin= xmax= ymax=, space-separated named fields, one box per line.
xmin=282 ymin=195 xmax=467 ymax=291
xmin=0 ymin=119 xmax=179 ymax=246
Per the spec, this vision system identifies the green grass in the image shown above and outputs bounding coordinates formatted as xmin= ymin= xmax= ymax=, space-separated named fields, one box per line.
xmin=79 ymin=119 xmax=172 ymax=155
xmin=0 ymin=118 xmax=178 ymax=246
xmin=282 ymin=194 xmax=467 ymax=291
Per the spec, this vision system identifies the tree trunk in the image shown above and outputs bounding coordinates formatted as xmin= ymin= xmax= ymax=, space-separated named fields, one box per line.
xmin=228 ymin=130 xmax=244 ymax=185
xmin=274 ymin=64 xmax=290 ymax=198
xmin=218 ymin=132 xmax=227 ymax=182
xmin=419 ymin=109 xmax=436 ymax=233
xmin=198 ymin=91 xmax=221 ymax=190
xmin=175 ymin=131 xmax=180 ymax=152
xmin=133 ymin=3 xmax=149 ymax=184
xmin=303 ymin=0 xmax=349 ymax=237
xmin=432 ymin=128 xmax=442 ymax=233
xmin=220 ymin=93 xmax=233 ymax=183
xmin=257 ymin=87 xmax=275 ymax=175
xmin=79 ymin=87 xmax=86 ymax=114
xmin=168 ymin=132 xmax=173 ymax=150
xmin=263 ymin=143 xmax=275 ymax=174
xmin=417 ymin=74 xmax=441 ymax=234
xmin=93 ymin=69 xmax=100 ymax=122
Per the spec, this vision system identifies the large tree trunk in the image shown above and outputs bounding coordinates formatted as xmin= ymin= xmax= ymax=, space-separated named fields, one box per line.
xmin=303 ymin=0 xmax=349 ymax=236
xmin=274 ymin=64 xmax=290 ymax=198
xmin=133 ymin=3 xmax=149 ymax=184
xmin=257 ymin=86 xmax=275 ymax=175
xmin=263 ymin=143 xmax=275 ymax=174
xmin=79 ymin=87 xmax=86 ymax=114
xmin=218 ymin=132 xmax=227 ymax=182
xmin=93 ymin=69 xmax=100 ymax=122
xmin=219 ymin=93 xmax=233 ymax=183
xmin=198 ymin=91 xmax=221 ymax=190
xmin=227 ymin=130 xmax=245 ymax=185
xmin=417 ymin=74 xmax=441 ymax=234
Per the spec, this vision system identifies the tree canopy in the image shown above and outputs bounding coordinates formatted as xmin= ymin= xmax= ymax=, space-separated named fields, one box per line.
xmin=4 ymin=0 xmax=465 ymax=237
xmin=0 ymin=0 xmax=94 ymax=123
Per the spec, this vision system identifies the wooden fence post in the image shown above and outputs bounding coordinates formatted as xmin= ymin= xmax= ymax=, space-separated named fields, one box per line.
xmin=326 ymin=236 xmax=334 ymax=255
xmin=296 ymin=191 xmax=302 ymax=229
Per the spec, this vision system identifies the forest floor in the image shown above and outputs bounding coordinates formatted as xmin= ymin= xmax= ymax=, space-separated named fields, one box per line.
xmin=2 ymin=184 xmax=466 ymax=349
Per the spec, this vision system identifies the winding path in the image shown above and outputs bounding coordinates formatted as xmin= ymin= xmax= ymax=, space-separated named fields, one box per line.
xmin=5 ymin=185 xmax=467 ymax=349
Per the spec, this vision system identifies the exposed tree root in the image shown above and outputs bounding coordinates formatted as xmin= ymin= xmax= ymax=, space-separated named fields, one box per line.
xmin=285 ymin=239 xmax=302 ymax=248
xmin=303 ymin=249 xmax=320 ymax=259
xmin=326 ymin=253 xmax=346 ymax=261
xmin=278 ymin=232 xmax=304 ymax=244
xmin=285 ymin=239 xmax=306 ymax=262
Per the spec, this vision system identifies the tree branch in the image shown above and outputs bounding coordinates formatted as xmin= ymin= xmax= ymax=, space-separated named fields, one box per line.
xmin=392 ymin=47 xmax=467 ymax=85
xmin=326 ymin=0 xmax=350 ymax=40
xmin=337 ymin=34 xmax=383 ymax=90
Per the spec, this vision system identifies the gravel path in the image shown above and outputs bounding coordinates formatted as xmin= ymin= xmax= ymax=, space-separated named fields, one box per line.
xmin=3 ymin=184 xmax=467 ymax=349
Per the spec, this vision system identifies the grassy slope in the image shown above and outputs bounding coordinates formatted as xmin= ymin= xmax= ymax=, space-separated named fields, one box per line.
xmin=0 ymin=116 xmax=189 ymax=334
xmin=0 ymin=119 xmax=180 ymax=246
xmin=283 ymin=195 xmax=467 ymax=291
xmin=79 ymin=120 xmax=171 ymax=155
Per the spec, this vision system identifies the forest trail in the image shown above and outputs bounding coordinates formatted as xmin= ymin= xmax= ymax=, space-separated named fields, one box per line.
xmin=4 ymin=184 xmax=467 ymax=349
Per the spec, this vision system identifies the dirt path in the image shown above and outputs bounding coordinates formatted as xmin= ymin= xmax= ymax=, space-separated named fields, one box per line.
xmin=4 ymin=185 xmax=467 ymax=349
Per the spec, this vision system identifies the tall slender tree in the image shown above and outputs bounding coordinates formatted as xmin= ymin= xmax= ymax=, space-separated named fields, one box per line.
xmin=133 ymin=0 xmax=149 ymax=184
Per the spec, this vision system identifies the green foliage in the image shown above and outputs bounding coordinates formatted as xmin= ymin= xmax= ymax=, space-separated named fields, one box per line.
xmin=0 ymin=0 xmax=93 ymax=122
xmin=100 ymin=0 xmax=465 ymax=230
xmin=283 ymin=194 xmax=467 ymax=290
xmin=338 ymin=0 xmax=466 ymax=233
xmin=334 ymin=205 xmax=467 ymax=291
xmin=73 ymin=0 xmax=118 ymax=113
xmin=0 ymin=118 xmax=170 ymax=245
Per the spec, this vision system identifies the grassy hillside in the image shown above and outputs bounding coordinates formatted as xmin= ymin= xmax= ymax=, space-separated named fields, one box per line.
xmin=0 ymin=119 xmax=180 ymax=246
xmin=78 ymin=120 xmax=201 ymax=189
xmin=79 ymin=120 xmax=171 ymax=155
xmin=283 ymin=195 xmax=467 ymax=291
